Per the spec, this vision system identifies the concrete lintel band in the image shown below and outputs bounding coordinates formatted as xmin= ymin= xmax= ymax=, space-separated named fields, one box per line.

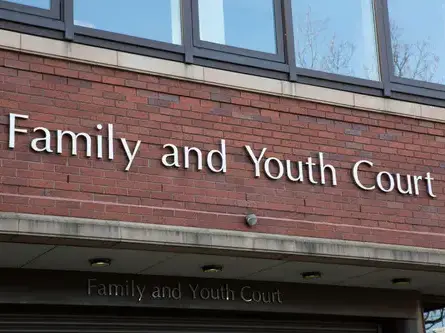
xmin=2 ymin=212 xmax=445 ymax=271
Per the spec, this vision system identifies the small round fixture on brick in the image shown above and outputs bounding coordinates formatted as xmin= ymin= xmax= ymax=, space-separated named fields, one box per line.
xmin=89 ymin=258 xmax=112 ymax=268
xmin=301 ymin=271 xmax=322 ymax=280
xmin=201 ymin=264 xmax=223 ymax=273
xmin=245 ymin=213 xmax=257 ymax=227
xmin=391 ymin=278 xmax=411 ymax=285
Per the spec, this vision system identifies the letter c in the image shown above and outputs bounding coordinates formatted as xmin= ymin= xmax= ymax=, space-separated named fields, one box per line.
xmin=352 ymin=160 xmax=375 ymax=191
xmin=240 ymin=286 xmax=252 ymax=303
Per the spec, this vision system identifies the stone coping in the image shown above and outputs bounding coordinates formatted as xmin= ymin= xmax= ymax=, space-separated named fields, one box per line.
xmin=2 ymin=212 xmax=445 ymax=271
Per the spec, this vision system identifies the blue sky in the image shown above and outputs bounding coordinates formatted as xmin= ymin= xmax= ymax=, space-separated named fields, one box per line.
xmin=292 ymin=0 xmax=379 ymax=80
xmin=74 ymin=0 xmax=181 ymax=44
xmin=207 ymin=0 xmax=277 ymax=54
xmin=388 ymin=0 xmax=445 ymax=84
xmin=5 ymin=0 xmax=50 ymax=9
xmin=76 ymin=0 xmax=276 ymax=53
xmin=75 ymin=0 xmax=380 ymax=80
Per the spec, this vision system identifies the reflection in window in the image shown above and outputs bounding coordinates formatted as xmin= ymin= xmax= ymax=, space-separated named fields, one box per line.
xmin=291 ymin=0 xmax=379 ymax=80
xmin=74 ymin=0 xmax=182 ymax=45
xmin=3 ymin=0 xmax=50 ymax=9
xmin=424 ymin=306 xmax=445 ymax=333
xmin=198 ymin=0 xmax=277 ymax=54
xmin=388 ymin=0 xmax=444 ymax=84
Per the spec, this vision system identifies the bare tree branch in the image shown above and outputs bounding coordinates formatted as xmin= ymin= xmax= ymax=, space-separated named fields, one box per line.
xmin=295 ymin=9 xmax=441 ymax=82
xmin=424 ymin=308 xmax=445 ymax=331
xmin=295 ymin=6 xmax=355 ymax=76
xmin=295 ymin=6 xmax=328 ymax=70
xmin=321 ymin=34 xmax=355 ymax=75
xmin=390 ymin=19 xmax=441 ymax=83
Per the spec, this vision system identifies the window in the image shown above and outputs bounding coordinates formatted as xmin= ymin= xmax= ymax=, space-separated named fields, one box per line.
xmin=0 ymin=0 xmax=59 ymax=19
xmin=291 ymin=0 xmax=380 ymax=81
xmin=388 ymin=0 xmax=445 ymax=85
xmin=73 ymin=0 xmax=182 ymax=45
xmin=197 ymin=0 xmax=277 ymax=54
xmin=424 ymin=303 xmax=445 ymax=333
xmin=5 ymin=0 xmax=445 ymax=107
xmin=2 ymin=0 xmax=50 ymax=9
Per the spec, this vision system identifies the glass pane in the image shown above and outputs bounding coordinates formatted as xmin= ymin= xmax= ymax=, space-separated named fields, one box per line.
xmin=424 ymin=306 xmax=445 ymax=333
xmin=198 ymin=0 xmax=277 ymax=54
xmin=3 ymin=0 xmax=50 ymax=9
xmin=291 ymin=0 xmax=380 ymax=81
xmin=388 ymin=0 xmax=445 ymax=84
xmin=74 ymin=0 xmax=182 ymax=45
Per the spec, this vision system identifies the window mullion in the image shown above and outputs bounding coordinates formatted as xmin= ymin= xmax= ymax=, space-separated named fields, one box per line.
xmin=63 ymin=0 xmax=73 ymax=40
xmin=182 ymin=0 xmax=194 ymax=64
xmin=282 ymin=0 xmax=297 ymax=82
xmin=273 ymin=0 xmax=286 ymax=62
xmin=375 ymin=0 xmax=393 ymax=97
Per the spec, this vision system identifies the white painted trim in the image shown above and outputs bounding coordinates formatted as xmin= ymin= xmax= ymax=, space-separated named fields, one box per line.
xmin=1 ymin=29 xmax=445 ymax=122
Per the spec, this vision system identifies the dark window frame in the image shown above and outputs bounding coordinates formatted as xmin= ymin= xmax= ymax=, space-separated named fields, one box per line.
xmin=0 ymin=0 xmax=63 ymax=31
xmin=296 ymin=67 xmax=384 ymax=90
xmin=2 ymin=0 xmax=445 ymax=108
xmin=374 ymin=0 xmax=392 ymax=96
xmin=73 ymin=25 xmax=185 ymax=55
xmin=0 ymin=0 xmax=60 ymax=19
xmin=394 ymin=75 xmax=445 ymax=93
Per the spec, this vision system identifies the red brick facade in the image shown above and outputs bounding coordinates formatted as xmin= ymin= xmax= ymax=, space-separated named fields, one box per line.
xmin=1 ymin=49 xmax=445 ymax=249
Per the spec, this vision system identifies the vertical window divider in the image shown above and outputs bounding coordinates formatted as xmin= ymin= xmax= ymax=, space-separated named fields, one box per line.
xmin=273 ymin=0 xmax=286 ymax=63
xmin=190 ymin=0 xmax=201 ymax=48
xmin=375 ymin=0 xmax=392 ymax=97
xmin=282 ymin=0 xmax=297 ymax=82
xmin=182 ymin=0 xmax=194 ymax=64
xmin=63 ymin=0 xmax=73 ymax=40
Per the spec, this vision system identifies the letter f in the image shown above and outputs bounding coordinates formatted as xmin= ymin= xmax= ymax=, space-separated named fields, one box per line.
xmin=9 ymin=113 xmax=29 ymax=149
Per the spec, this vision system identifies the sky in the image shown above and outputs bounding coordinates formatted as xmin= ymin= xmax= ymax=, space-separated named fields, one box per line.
xmin=75 ymin=0 xmax=278 ymax=53
xmin=199 ymin=0 xmax=277 ymax=54
xmin=74 ymin=0 xmax=181 ymax=44
xmin=5 ymin=0 xmax=50 ymax=9
xmin=388 ymin=0 xmax=445 ymax=84
xmin=292 ymin=0 xmax=379 ymax=80
xmin=425 ymin=309 xmax=445 ymax=333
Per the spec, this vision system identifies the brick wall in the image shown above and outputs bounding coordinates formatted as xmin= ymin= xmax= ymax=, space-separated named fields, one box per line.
xmin=1 ymin=49 xmax=445 ymax=249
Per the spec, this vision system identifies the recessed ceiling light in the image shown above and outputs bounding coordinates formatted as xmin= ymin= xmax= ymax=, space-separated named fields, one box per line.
xmin=201 ymin=264 xmax=223 ymax=273
xmin=301 ymin=271 xmax=322 ymax=280
xmin=391 ymin=278 xmax=411 ymax=285
xmin=89 ymin=258 xmax=112 ymax=268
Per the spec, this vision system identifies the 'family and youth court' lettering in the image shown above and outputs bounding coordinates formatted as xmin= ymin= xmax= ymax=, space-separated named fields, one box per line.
xmin=87 ymin=279 xmax=283 ymax=304
xmin=8 ymin=113 xmax=437 ymax=198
